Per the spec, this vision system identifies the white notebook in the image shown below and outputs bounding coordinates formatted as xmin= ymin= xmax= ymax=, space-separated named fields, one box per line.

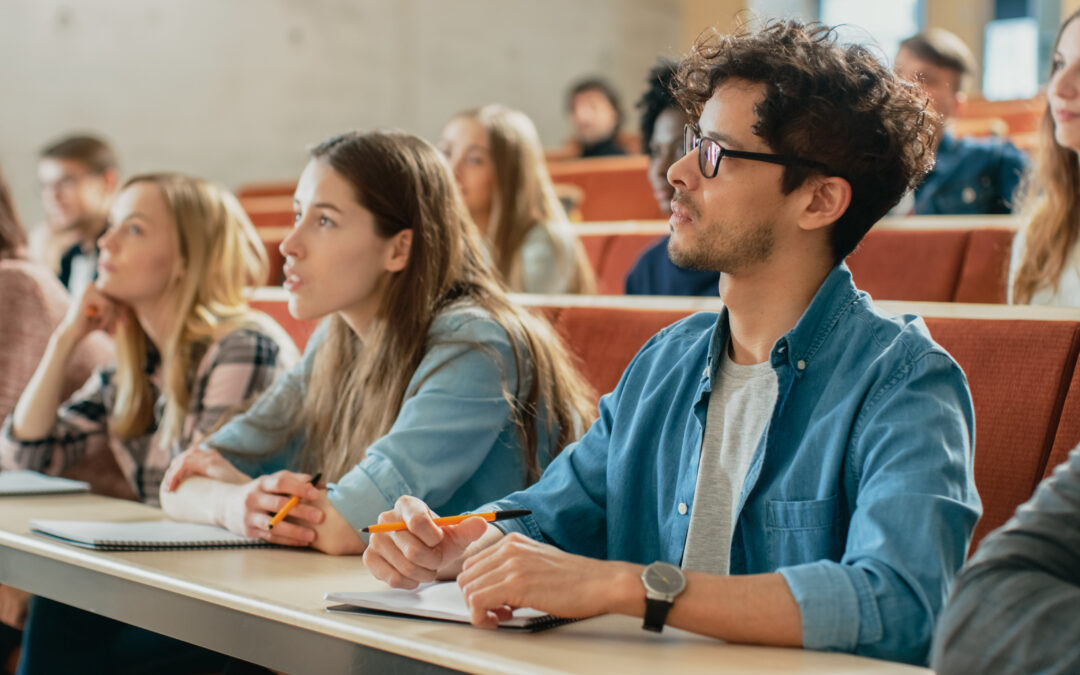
xmin=0 ymin=470 xmax=90 ymax=496
xmin=325 ymin=581 xmax=574 ymax=632
xmin=30 ymin=519 xmax=273 ymax=551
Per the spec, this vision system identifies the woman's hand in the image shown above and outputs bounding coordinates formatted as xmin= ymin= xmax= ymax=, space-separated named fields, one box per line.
xmin=220 ymin=471 xmax=325 ymax=547
xmin=162 ymin=446 xmax=250 ymax=492
xmin=58 ymin=283 xmax=124 ymax=344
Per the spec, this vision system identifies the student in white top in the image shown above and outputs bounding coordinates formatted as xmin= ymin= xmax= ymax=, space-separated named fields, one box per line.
xmin=1011 ymin=11 xmax=1080 ymax=306
xmin=438 ymin=105 xmax=595 ymax=294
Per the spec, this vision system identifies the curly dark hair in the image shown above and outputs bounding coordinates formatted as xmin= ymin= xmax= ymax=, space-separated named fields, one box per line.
xmin=673 ymin=19 xmax=937 ymax=262
xmin=637 ymin=59 xmax=680 ymax=151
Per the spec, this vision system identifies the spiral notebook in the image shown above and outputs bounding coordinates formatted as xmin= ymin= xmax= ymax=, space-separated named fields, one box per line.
xmin=30 ymin=519 xmax=274 ymax=551
xmin=325 ymin=581 xmax=575 ymax=632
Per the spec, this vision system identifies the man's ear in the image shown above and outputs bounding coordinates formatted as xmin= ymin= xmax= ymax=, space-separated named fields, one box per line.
xmin=102 ymin=168 xmax=120 ymax=194
xmin=385 ymin=229 xmax=413 ymax=272
xmin=798 ymin=176 xmax=851 ymax=233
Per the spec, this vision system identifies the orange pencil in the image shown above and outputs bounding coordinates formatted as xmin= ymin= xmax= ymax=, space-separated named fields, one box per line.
xmin=362 ymin=509 xmax=531 ymax=534
xmin=267 ymin=472 xmax=322 ymax=530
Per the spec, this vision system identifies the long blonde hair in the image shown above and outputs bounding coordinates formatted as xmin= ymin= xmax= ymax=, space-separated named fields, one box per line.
xmin=111 ymin=173 xmax=284 ymax=444
xmin=295 ymin=131 xmax=596 ymax=483
xmin=455 ymin=105 xmax=596 ymax=293
xmin=1013 ymin=10 xmax=1080 ymax=304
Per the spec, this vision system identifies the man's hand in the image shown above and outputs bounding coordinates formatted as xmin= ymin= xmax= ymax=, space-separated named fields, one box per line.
xmin=456 ymin=533 xmax=641 ymax=628
xmin=363 ymin=495 xmax=495 ymax=588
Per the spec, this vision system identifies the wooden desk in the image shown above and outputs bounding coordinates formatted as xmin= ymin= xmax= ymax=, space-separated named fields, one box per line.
xmin=0 ymin=493 xmax=928 ymax=674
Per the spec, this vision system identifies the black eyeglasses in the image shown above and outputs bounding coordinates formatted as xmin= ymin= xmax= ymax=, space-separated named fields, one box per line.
xmin=683 ymin=125 xmax=828 ymax=179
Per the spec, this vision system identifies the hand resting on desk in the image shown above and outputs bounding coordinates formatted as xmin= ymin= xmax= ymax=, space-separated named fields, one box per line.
xmin=161 ymin=452 xmax=365 ymax=554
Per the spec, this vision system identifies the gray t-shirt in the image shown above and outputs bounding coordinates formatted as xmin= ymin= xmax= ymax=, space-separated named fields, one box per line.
xmin=681 ymin=347 xmax=777 ymax=575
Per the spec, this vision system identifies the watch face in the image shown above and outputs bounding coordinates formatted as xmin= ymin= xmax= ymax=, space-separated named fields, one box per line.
xmin=643 ymin=562 xmax=685 ymax=594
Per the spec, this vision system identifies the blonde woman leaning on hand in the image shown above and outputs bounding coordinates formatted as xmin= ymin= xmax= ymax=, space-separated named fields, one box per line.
xmin=439 ymin=104 xmax=595 ymax=294
xmin=1011 ymin=10 xmax=1080 ymax=306
xmin=159 ymin=130 xmax=595 ymax=555
xmin=1 ymin=173 xmax=297 ymax=504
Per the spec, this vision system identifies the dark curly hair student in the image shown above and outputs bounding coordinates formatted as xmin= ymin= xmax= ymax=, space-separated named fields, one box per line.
xmin=674 ymin=20 xmax=936 ymax=262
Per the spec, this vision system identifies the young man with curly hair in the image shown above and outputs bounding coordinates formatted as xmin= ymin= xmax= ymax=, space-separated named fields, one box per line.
xmin=363 ymin=20 xmax=980 ymax=666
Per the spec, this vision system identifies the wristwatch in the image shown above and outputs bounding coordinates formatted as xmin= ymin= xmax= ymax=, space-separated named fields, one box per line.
xmin=640 ymin=561 xmax=686 ymax=632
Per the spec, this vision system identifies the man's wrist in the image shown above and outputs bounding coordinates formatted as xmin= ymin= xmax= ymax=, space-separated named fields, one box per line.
xmin=606 ymin=562 xmax=648 ymax=617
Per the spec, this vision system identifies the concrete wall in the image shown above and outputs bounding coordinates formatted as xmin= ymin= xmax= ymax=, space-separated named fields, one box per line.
xmin=0 ymin=0 xmax=684 ymax=226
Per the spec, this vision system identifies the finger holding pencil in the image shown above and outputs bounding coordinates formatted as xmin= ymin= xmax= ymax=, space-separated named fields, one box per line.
xmin=268 ymin=472 xmax=322 ymax=529
xmin=362 ymin=509 xmax=531 ymax=533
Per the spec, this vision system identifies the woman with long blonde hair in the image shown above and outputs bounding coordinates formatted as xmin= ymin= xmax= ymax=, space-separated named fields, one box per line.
xmin=160 ymin=131 xmax=596 ymax=555
xmin=4 ymin=173 xmax=297 ymax=500
xmin=439 ymin=104 xmax=596 ymax=294
xmin=1011 ymin=9 xmax=1080 ymax=305
xmin=8 ymin=173 xmax=298 ymax=674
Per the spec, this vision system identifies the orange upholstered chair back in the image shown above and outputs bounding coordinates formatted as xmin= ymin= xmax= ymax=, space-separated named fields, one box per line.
xmin=924 ymin=316 xmax=1080 ymax=550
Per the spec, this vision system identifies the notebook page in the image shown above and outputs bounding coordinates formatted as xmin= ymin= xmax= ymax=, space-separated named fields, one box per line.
xmin=0 ymin=470 xmax=90 ymax=496
xmin=326 ymin=581 xmax=549 ymax=627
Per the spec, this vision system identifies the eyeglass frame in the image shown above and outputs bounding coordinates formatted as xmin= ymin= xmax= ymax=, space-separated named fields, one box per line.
xmin=683 ymin=124 xmax=831 ymax=179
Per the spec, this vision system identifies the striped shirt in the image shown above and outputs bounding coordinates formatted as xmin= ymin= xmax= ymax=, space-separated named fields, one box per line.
xmin=0 ymin=327 xmax=297 ymax=505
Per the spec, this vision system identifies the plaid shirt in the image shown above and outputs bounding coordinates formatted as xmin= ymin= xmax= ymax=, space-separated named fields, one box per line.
xmin=1 ymin=327 xmax=296 ymax=505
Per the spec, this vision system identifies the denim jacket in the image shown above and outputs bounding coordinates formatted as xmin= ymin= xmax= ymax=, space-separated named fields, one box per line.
xmin=489 ymin=264 xmax=980 ymax=665
xmin=914 ymin=132 xmax=1027 ymax=215
xmin=204 ymin=303 xmax=554 ymax=535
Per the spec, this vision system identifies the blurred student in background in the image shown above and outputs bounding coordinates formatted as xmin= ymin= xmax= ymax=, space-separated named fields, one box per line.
xmin=440 ymin=104 xmax=595 ymax=293
xmin=894 ymin=29 xmax=1027 ymax=215
xmin=33 ymin=134 xmax=120 ymax=296
xmin=567 ymin=77 xmax=628 ymax=157
xmin=7 ymin=172 xmax=297 ymax=675
xmin=624 ymin=60 xmax=721 ymax=296
xmin=0 ymin=165 xmax=112 ymax=675
xmin=1011 ymin=10 xmax=1080 ymax=307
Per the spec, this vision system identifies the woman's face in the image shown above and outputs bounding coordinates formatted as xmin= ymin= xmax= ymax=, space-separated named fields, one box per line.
xmin=96 ymin=182 xmax=182 ymax=307
xmin=1050 ymin=18 xmax=1080 ymax=151
xmin=281 ymin=159 xmax=409 ymax=329
xmin=438 ymin=117 xmax=495 ymax=231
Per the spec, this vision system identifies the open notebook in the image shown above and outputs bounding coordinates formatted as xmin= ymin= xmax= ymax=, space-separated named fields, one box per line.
xmin=0 ymin=470 xmax=90 ymax=496
xmin=326 ymin=581 xmax=575 ymax=632
xmin=30 ymin=519 xmax=274 ymax=551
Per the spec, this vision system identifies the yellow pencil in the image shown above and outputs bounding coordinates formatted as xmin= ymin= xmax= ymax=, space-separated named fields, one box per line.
xmin=267 ymin=472 xmax=321 ymax=530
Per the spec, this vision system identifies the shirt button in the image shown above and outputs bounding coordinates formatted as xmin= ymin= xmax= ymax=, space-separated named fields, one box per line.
xmin=678 ymin=502 xmax=688 ymax=515
xmin=797 ymin=359 xmax=806 ymax=370
xmin=702 ymin=367 xmax=710 ymax=378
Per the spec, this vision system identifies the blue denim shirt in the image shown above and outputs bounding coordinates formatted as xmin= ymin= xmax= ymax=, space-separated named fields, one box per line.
xmin=488 ymin=264 xmax=980 ymax=665
xmin=204 ymin=304 xmax=555 ymax=537
xmin=914 ymin=132 xmax=1027 ymax=215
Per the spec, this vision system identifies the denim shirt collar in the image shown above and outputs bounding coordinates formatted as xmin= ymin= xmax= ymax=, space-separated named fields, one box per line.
xmin=703 ymin=263 xmax=860 ymax=384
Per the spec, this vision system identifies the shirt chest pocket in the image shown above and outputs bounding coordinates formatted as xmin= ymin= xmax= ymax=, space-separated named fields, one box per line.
xmin=764 ymin=495 xmax=846 ymax=568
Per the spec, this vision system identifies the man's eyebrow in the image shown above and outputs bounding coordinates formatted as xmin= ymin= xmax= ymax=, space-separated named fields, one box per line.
xmin=701 ymin=129 xmax=742 ymax=150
